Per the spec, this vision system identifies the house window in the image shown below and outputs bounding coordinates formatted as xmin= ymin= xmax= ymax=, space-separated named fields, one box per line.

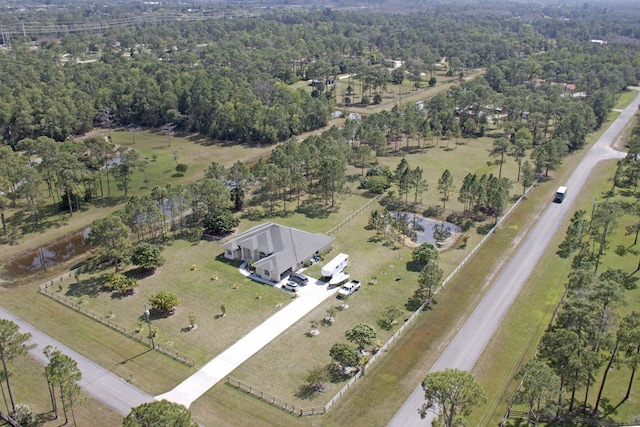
xmin=226 ymin=250 xmax=232 ymax=256
xmin=264 ymin=271 xmax=270 ymax=277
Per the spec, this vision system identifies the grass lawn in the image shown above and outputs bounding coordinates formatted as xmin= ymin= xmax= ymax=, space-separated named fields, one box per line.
xmin=470 ymin=106 xmax=640 ymax=425
xmin=5 ymin=353 xmax=123 ymax=427
xmin=49 ymin=238 xmax=296 ymax=367
xmin=3 ymin=86 xmax=629 ymax=426
xmin=1 ymin=121 xmax=518 ymax=427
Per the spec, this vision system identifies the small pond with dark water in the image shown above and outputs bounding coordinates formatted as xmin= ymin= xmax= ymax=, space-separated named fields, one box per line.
xmin=392 ymin=212 xmax=461 ymax=247
xmin=0 ymin=227 xmax=92 ymax=282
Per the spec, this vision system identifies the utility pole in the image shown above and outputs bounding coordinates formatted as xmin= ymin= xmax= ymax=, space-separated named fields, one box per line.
xmin=143 ymin=304 xmax=155 ymax=349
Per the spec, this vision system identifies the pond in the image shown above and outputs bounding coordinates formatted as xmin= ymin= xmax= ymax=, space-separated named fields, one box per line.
xmin=0 ymin=227 xmax=92 ymax=282
xmin=393 ymin=212 xmax=461 ymax=247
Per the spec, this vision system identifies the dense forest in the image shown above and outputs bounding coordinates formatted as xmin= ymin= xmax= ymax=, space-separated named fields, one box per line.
xmin=2 ymin=1 xmax=640 ymax=424
xmin=0 ymin=1 xmax=639 ymax=230
xmin=1 ymin=2 xmax=639 ymax=146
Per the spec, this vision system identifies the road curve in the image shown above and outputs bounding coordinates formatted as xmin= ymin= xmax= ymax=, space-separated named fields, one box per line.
xmin=388 ymin=91 xmax=640 ymax=427
xmin=0 ymin=306 xmax=154 ymax=416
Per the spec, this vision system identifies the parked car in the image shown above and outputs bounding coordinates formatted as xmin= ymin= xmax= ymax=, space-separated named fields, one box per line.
xmin=282 ymin=281 xmax=300 ymax=292
xmin=289 ymin=272 xmax=309 ymax=286
xmin=337 ymin=280 xmax=361 ymax=298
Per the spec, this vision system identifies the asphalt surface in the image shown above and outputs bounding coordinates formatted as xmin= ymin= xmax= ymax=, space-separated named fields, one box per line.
xmin=0 ymin=267 xmax=340 ymax=414
xmin=1 ymin=93 xmax=637 ymax=423
xmin=0 ymin=306 xmax=154 ymax=416
xmin=387 ymin=90 xmax=640 ymax=427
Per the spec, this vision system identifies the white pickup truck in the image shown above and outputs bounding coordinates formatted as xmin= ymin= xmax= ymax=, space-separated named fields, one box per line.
xmin=337 ymin=280 xmax=361 ymax=298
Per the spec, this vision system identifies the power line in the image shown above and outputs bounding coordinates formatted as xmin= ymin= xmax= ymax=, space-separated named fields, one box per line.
xmin=0 ymin=8 xmax=265 ymax=38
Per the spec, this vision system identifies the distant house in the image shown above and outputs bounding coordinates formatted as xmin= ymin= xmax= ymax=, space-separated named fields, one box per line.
xmin=222 ymin=223 xmax=334 ymax=282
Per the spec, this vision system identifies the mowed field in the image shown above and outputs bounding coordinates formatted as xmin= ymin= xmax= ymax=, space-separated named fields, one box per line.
xmin=471 ymin=98 xmax=640 ymax=425
xmin=0 ymin=109 xmax=514 ymax=426
xmin=4 ymin=87 xmax=634 ymax=427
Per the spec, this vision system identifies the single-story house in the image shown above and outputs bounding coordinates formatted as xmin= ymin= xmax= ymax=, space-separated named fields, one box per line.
xmin=222 ymin=222 xmax=334 ymax=282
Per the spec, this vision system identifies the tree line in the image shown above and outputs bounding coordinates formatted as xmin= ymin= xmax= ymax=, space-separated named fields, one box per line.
xmin=1 ymin=2 xmax=638 ymax=238
xmin=510 ymin=118 xmax=640 ymax=423
xmin=0 ymin=319 xmax=83 ymax=426
xmin=1 ymin=4 xmax=637 ymax=147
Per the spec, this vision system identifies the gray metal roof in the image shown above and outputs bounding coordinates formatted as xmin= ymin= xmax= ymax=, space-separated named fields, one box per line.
xmin=222 ymin=222 xmax=333 ymax=275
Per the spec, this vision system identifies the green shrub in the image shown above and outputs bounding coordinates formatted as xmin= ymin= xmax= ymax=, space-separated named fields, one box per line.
xmin=424 ymin=206 xmax=443 ymax=218
xmin=104 ymin=273 xmax=138 ymax=296
xmin=175 ymin=163 xmax=188 ymax=174
xmin=149 ymin=291 xmax=178 ymax=315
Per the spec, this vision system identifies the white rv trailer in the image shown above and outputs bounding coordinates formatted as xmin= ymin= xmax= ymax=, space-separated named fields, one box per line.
xmin=321 ymin=253 xmax=348 ymax=278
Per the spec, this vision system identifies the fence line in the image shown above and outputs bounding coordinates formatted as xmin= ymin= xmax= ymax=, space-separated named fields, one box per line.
xmin=326 ymin=195 xmax=381 ymax=236
xmin=0 ymin=410 xmax=20 ymax=427
xmin=326 ymin=180 xmax=538 ymax=410
xmin=227 ymin=183 xmax=540 ymax=417
xmin=226 ymin=377 xmax=326 ymax=416
xmin=38 ymin=271 xmax=195 ymax=367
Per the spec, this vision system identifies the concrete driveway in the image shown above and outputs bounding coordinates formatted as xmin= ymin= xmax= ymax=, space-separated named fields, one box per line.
xmin=156 ymin=272 xmax=340 ymax=407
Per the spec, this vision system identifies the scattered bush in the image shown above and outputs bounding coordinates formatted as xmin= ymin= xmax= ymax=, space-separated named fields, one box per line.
xmin=378 ymin=306 xmax=403 ymax=330
xmin=345 ymin=323 xmax=377 ymax=351
xmin=446 ymin=213 xmax=465 ymax=228
xmin=103 ymin=272 xmax=138 ymax=296
xmin=11 ymin=404 xmax=34 ymax=426
xmin=477 ymin=223 xmax=495 ymax=235
xmin=203 ymin=210 xmax=240 ymax=235
xmin=462 ymin=219 xmax=474 ymax=232
xmin=175 ymin=163 xmax=188 ymax=175
xmin=424 ymin=206 xmax=443 ymax=218
xmin=329 ymin=343 xmax=360 ymax=368
xmin=149 ymin=290 xmax=178 ymax=315
xmin=131 ymin=242 xmax=164 ymax=270
xmin=360 ymin=175 xmax=391 ymax=194
xmin=305 ymin=366 xmax=329 ymax=393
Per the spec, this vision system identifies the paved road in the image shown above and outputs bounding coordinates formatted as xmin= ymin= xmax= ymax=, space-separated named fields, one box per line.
xmin=0 ymin=306 xmax=154 ymax=416
xmin=0 ymin=267 xmax=340 ymax=416
xmin=156 ymin=273 xmax=339 ymax=407
xmin=388 ymin=91 xmax=640 ymax=427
